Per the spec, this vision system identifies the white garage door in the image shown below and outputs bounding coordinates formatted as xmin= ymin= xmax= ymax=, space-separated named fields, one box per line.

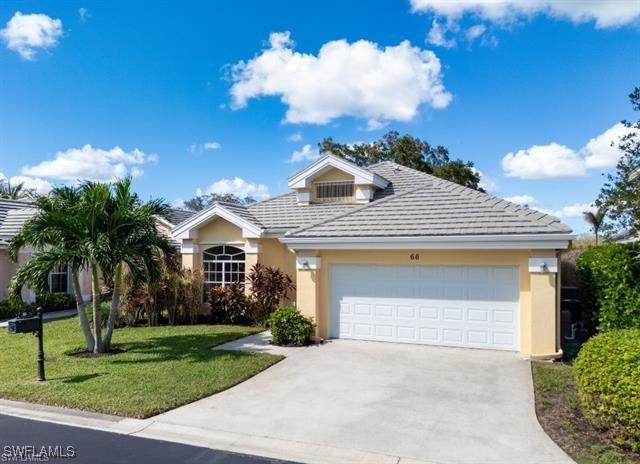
xmin=330 ymin=264 xmax=520 ymax=351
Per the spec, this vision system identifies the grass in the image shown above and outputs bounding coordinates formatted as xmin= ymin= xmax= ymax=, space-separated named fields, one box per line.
xmin=532 ymin=362 xmax=639 ymax=464
xmin=0 ymin=317 xmax=281 ymax=418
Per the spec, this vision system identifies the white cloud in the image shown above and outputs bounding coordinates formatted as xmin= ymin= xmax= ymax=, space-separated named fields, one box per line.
xmin=190 ymin=142 xmax=221 ymax=154
xmin=501 ymin=123 xmax=634 ymax=179
xmin=427 ymin=20 xmax=456 ymax=48
xmin=505 ymin=194 xmax=536 ymax=206
xmin=502 ymin=143 xmax=586 ymax=179
xmin=288 ymin=144 xmax=320 ymax=163
xmin=200 ymin=177 xmax=270 ymax=201
xmin=203 ymin=142 xmax=221 ymax=151
xmin=78 ymin=7 xmax=90 ymax=22
xmin=229 ymin=31 xmax=452 ymax=126
xmin=0 ymin=172 xmax=53 ymax=194
xmin=21 ymin=144 xmax=156 ymax=182
xmin=172 ymin=197 xmax=185 ymax=208
xmin=1 ymin=12 xmax=63 ymax=60
xmin=582 ymin=123 xmax=630 ymax=169
xmin=465 ymin=24 xmax=487 ymax=41
xmin=473 ymin=169 xmax=499 ymax=192
xmin=366 ymin=119 xmax=389 ymax=131
xmin=286 ymin=132 xmax=303 ymax=142
xmin=557 ymin=202 xmax=596 ymax=218
xmin=409 ymin=1 xmax=640 ymax=29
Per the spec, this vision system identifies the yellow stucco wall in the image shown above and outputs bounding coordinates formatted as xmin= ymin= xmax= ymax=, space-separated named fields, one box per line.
xmin=295 ymin=248 xmax=559 ymax=357
xmin=198 ymin=218 xmax=245 ymax=243
xmin=313 ymin=167 xmax=354 ymax=182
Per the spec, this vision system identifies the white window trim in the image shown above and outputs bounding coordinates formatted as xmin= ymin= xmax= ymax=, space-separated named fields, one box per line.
xmin=202 ymin=245 xmax=247 ymax=288
xmin=48 ymin=264 xmax=71 ymax=294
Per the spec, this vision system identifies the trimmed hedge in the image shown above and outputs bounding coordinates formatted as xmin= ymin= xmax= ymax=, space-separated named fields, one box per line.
xmin=269 ymin=306 xmax=315 ymax=346
xmin=36 ymin=293 xmax=76 ymax=313
xmin=574 ymin=328 xmax=640 ymax=451
xmin=577 ymin=243 xmax=640 ymax=331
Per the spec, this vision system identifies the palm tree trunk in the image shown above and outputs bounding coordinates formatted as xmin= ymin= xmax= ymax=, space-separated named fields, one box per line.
xmin=91 ymin=264 xmax=103 ymax=353
xmin=102 ymin=263 xmax=122 ymax=352
xmin=595 ymin=229 xmax=599 ymax=246
xmin=71 ymin=269 xmax=94 ymax=352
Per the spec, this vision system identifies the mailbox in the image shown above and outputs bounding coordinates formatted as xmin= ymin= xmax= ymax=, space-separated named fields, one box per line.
xmin=7 ymin=315 xmax=41 ymax=334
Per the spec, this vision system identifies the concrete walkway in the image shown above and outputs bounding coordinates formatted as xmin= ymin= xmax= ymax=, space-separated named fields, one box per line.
xmin=0 ymin=308 xmax=77 ymax=327
xmin=0 ymin=332 xmax=574 ymax=464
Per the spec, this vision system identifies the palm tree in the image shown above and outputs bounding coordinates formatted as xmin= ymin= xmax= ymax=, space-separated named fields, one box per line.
xmin=100 ymin=178 xmax=175 ymax=351
xmin=583 ymin=207 xmax=607 ymax=245
xmin=0 ymin=180 xmax=35 ymax=200
xmin=9 ymin=178 xmax=175 ymax=353
xmin=9 ymin=186 xmax=95 ymax=350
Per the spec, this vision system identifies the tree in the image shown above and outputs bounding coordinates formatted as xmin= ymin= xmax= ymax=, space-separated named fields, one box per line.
xmin=183 ymin=193 xmax=256 ymax=212
xmin=0 ymin=180 xmax=35 ymax=200
xmin=319 ymin=131 xmax=484 ymax=191
xmin=596 ymin=87 xmax=640 ymax=237
xmin=583 ymin=207 xmax=607 ymax=245
xmin=9 ymin=178 xmax=175 ymax=353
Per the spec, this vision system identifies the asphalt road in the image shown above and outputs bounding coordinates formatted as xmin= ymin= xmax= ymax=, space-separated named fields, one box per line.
xmin=0 ymin=414 xmax=298 ymax=464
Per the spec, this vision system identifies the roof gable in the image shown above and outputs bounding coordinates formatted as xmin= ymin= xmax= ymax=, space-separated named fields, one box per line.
xmin=172 ymin=202 xmax=263 ymax=239
xmin=287 ymin=154 xmax=388 ymax=189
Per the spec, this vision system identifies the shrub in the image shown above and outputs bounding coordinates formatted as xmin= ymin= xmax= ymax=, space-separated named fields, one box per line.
xmin=248 ymin=263 xmax=295 ymax=323
xmin=209 ymin=283 xmax=251 ymax=325
xmin=35 ymin=293 xmax=76 ymax=313
xmin=0 ymin=299 xmax=37 ymax=319
xmin=269 ymin=306 xmax=314 ymax=346
xmin=577 ymin=243 xmax=640 ymax=331
xmin=574 ymin=328 xmax=640 ymax=451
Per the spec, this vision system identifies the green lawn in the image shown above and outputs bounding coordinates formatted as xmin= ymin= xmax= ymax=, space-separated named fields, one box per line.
xmin=0 ymin=317 xmax=281 ymax=418
xmin=532 ymin=362 xmax=639 ymax=464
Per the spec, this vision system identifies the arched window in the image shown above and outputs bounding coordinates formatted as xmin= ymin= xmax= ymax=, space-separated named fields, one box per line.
xmin=202 ymin=245 xmax=246 ymax=292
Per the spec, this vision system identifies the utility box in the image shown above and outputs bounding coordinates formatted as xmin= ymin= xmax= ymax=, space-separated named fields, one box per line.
xmin=7 ymin=315 xmax=41 ymax=334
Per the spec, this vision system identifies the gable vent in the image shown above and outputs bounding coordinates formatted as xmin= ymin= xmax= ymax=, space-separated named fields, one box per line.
xmin=315 ymin=181 xmax=355 ymax=203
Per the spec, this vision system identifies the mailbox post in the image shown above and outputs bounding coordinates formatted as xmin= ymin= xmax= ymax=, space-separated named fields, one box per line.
xmin=7 ymin=306 xmax=45 ymax=381
xmin=36 ymin=307 xmax=45 ymax=381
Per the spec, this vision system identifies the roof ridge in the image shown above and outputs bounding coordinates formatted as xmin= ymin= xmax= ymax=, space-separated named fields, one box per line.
xmin=247 ymin=191 xmax=295 ymax=209
xmin=286 ymin=185 xmax=426 ymax=236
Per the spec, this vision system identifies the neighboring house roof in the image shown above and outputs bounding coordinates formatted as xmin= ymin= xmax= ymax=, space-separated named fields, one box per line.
xmin=0 ymin=199 xmax=37 ymax=247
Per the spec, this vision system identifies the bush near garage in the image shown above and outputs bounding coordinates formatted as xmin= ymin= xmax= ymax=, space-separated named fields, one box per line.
xmin=576 ymin=243 xmax=640 ymax=331
xmin=0 ymin=299 xmax=37 ymax=319
xmin=269 ymin=306 xmax=315 ymax=346
xmin=574 ymin=328 xmax=640 ymax=452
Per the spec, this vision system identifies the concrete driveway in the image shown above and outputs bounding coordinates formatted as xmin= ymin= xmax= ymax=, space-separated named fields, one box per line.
xmin=152 ymin=334 xmax=572 ymax=464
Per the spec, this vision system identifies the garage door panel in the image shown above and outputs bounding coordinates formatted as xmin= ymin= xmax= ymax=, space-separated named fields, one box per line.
xmin=331 ymin=264 xmax=519 ymax=351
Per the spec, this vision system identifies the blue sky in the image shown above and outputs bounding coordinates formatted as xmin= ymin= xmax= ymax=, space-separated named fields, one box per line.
xmin=0 ymin=1 xmax=639 ymax=233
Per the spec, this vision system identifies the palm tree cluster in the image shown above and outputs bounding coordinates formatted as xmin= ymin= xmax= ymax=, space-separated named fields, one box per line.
xmin=8 ymin=178 xmax=175 ymax=353
xmin=0 ymin=179 xmax=35 ymax=200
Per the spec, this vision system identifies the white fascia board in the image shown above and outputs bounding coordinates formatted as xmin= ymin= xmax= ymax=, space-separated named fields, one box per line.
xmin=288 ymin=155 xmax=388 ymax=189
xmin=154 ymin=214 xmax=174 ymax=229
xmin=280 ymin=234 xmax=575 ymax=250
xmin=171 ymin=204 xmax=262 ymax=239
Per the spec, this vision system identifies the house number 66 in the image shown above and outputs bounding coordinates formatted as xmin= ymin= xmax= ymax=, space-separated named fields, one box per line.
xmin=410 ymin=253 xmax=420 ymax=260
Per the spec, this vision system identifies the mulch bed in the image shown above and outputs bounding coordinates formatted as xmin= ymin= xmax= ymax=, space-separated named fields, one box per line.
xmin=532 ymin=362 xmax=639 ymax=464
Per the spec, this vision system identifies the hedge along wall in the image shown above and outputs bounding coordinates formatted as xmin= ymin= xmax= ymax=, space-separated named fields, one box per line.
xmin=574 ymin=328 xmax=640 ymax=451
xmin=576 ymin=243 xmax=640 ymax=331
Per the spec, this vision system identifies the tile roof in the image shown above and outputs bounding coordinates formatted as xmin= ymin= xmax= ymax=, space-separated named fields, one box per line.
xmin=165 ymin=208 xmax=195 ymax=226
xmin=286 ymin=161 xmax=571 ymax=238
xmin=0 ymin=199 xmax=37 ymax=241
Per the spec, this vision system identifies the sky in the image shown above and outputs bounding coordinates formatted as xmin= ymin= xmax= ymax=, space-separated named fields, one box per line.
xmin=0 ymin=1 xmax=639 ymax=234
